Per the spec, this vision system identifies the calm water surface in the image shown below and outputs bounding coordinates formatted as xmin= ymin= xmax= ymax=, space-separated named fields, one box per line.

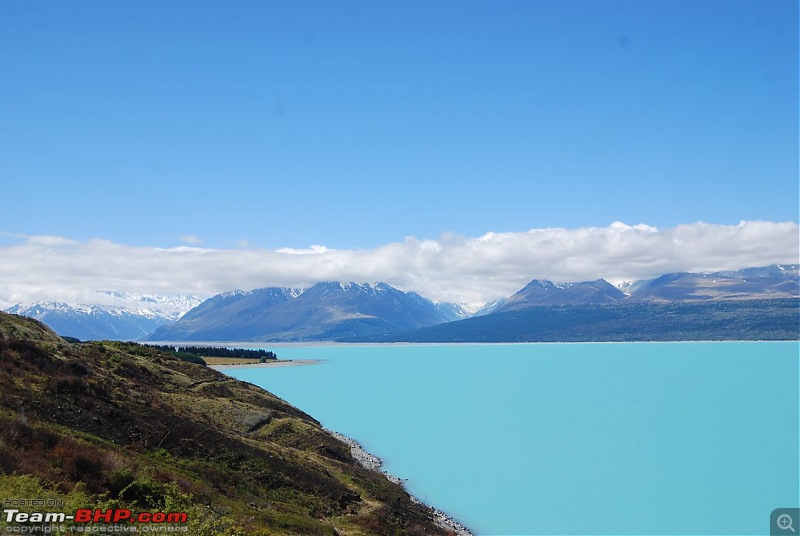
xmin=223 ymin=342 xmax=799 ymax=536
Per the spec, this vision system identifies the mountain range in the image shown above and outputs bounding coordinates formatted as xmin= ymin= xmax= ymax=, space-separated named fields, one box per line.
xmin=5 ymin=264 xmax=798 ymax=342
xmin=387 ymin=264 xmax=797 ymax=342
xmin=623 ymin=264 xmax=800 ymax=301
xmin=6 ymin=292 xmax=201 ymax=341
xmin=495 ymin=265 xmax=799 ymax=310
xmin=146 ymin=282 xmax=468 ymax=342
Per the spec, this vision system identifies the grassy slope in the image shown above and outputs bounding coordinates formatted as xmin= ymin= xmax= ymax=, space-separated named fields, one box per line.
xmin=0 ymin=312 xmax=453 ymax=535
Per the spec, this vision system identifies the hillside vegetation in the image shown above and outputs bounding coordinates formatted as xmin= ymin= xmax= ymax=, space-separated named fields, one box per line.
xmin=0 ymin=311 xmax=455 ymax=535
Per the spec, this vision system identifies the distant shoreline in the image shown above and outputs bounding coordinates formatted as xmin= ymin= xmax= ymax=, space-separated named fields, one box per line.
xmin=154 ymin=339 xmax=796 ymax=349
xmin=209 ymin=359 xmax=322 ymax=370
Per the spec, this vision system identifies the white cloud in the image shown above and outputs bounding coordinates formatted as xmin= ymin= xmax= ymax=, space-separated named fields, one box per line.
xmin=0 ymin=221 xmax=797 ymax=310
xmin=179 ymin=235 xmax=204 ymax=245
xmin=275 ymin=245 xmax=331 ymax=255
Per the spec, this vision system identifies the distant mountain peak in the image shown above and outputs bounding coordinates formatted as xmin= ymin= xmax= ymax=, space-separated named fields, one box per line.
xmin=319 ymin=281 xmax=390 ymax=292
xmin=496 ymin=277 xmax=627 ymax=312
xmin=608 ymin=280 xmax=635 ymax=295
xmin=220 ymin=289 xmax=250 ymax=299
xmin=524 ymin=279 xmax=566 ymax=290
xmin=146 ymin=281 xmax=466 ymax=342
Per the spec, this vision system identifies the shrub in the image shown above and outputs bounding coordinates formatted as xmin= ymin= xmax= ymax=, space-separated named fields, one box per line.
xmin=50 ymin=439 xmax=105 ymax=491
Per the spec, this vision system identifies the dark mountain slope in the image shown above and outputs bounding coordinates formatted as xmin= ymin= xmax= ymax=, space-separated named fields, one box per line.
xmin=0 ymin=311 xmax=457 ymax=535
xmin=352 ymin=299 xmax=800 ymax=343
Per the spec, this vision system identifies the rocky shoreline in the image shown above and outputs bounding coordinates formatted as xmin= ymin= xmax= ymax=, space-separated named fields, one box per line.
xmin=327 ymin=430 xmax=475 ymax=536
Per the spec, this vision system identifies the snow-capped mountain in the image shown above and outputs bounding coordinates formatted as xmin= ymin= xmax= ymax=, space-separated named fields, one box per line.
xmin=146 ymin=282 xmax=468 ymax=342
xmin=6 ymin=292 xmax=202 ymax=341
xmin=492 ymin=264 xmax=799 ymax=313
xmin=494 ymin=278 xmax=627 ymax=312
xmin=608 ymin=280 xmax=636 ymax=295
xmin=471 ymin=298 xmax=508 ymax=316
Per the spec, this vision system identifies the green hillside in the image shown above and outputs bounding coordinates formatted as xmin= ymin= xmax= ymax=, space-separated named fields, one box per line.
xmin=0 ymin=312 xmax=457 ymax=535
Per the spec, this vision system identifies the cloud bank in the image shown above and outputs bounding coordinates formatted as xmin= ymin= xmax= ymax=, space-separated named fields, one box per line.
xmin=1 ymin=221 xmax=797 ymax=310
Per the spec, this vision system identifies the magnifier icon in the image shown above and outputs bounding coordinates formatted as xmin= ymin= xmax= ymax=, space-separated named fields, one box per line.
xmin=778 ymin=514 xmax=796 ymax=532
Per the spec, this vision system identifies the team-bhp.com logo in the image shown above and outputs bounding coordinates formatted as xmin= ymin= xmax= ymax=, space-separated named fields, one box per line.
xmin=3 ymin=507 xmax=188 ymax=533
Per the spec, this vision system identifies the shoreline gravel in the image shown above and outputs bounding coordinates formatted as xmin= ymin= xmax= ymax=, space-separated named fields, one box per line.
xmin=326 ymin=430 xmax=475 ymax=536
xmin=209 ymin=359 xmax=322 ymax=370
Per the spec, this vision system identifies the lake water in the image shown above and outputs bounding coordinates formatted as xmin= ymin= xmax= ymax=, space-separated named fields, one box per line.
xmin=222 ymin=342 xmax=799 ymax=536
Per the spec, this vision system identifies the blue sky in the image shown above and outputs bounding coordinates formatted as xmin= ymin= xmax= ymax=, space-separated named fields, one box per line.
xmin=0 ymin=1 xmax=798 ymax=307
xmin=2 ymin=0 xmax=797 ymax=250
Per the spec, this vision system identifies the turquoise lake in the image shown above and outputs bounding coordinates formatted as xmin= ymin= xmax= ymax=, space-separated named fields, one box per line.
xmin=222 ymin=342 xmax=799 ymax=536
